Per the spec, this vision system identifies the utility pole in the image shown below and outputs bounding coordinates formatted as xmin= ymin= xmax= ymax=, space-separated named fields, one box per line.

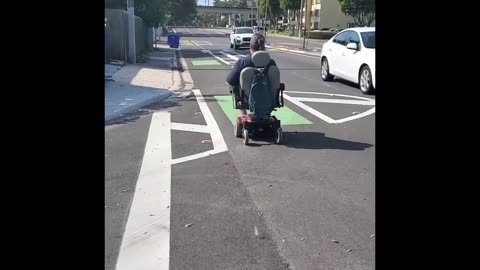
xmin=299 ymin=0 xmax=304 ymax=39
xmin=303 ymin=0 xmax=312 ymax=50
xmin=264 ymin=0 xmax=269 ymax=39
xmin=251 ymin=0 xmax=254 ymax=27
xmin=256 ymin=0 xmax=259 ymax=25
xmin=127 ymin=0 xmax=136 ymax=64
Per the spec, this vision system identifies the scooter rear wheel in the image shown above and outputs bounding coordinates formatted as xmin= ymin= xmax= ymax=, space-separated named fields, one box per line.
xmin=274 ymin=127 xmax=283 ymax=144
xmin=243 ymin=129 xmax=249 ymax=145
xmin=234 ymin=121 xmax=242 ymax=138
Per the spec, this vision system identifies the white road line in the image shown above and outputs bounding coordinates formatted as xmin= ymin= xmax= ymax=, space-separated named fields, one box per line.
xmin=209 ymin=51 xmax=231 ymax=65
xmin=171 ymin=122 xmax=210 ymax=133
xmin=116 ymin=112 xmax=171 ymax=270
xmin=284 ymin=92 xmax=376 ymax=124
xmin=171 ymin=89 xmax=228 ymax=165
xmin=171 ymin=149 xmax=222 ymax=165
xmin=192 ymin=40 xmax=232 ymax=65
xmin=230 ymin=51 xmax=246 ymax=57
xmin=284 ymin=91 xmax=375 ymax=102
xmin=335 ymin=107 xmax=376 ymax=124
xmin=219 ymin=51 xmax=239 ymax=61
xmin=294 ymin=97 xmax=375 ymax=106
xmin=191 ymin=41 xmax=233 ymax=65
xmin=208 ymin=51 xmax=231 ymax=65
xmin=192 ymin=89 xmax=227 ymax=152
xmin=191 ymin=40 xmax=204 ymax=49
xmin=191 ymin=41 xmax=230 ymax=65
xmin=283 ymin=94 xmax=337 ymax=124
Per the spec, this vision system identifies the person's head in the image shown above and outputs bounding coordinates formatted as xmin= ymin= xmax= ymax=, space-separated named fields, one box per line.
xmin=250 ymin=33 xmax=266 ymax=54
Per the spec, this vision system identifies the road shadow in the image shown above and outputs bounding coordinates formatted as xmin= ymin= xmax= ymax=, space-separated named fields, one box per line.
xmin=283 ymin=131 xmax=373 ymax=150
xmin=234 ymin=132 xmax=372 ymax=150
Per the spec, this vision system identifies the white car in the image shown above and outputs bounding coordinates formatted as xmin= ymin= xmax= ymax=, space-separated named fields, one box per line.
xmin=230 ymin=27 xmax=254 ymax=49
xmin=320 ymin=27 xmax=376 ymax=94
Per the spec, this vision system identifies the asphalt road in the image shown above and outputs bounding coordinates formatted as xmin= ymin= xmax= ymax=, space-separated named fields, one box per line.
xmin=105 ymin=27 xmax=375 ymax=270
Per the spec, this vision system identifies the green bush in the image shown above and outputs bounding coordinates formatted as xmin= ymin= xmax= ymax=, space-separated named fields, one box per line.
xmin=269 ymin=30 xmax=289 ymax=36
xmin=304 ymin=31 xmax=336 ymax=40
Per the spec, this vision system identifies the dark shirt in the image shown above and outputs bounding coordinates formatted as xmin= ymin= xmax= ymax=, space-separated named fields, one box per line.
xmin=226 ymin=55 xmax=277 ymax=86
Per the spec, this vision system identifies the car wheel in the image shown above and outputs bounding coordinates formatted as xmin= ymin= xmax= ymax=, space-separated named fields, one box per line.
xmin=321 ymin=57 xmax=333 ymax=81
xmin=359 ymin=66 xmax=374 ymax=94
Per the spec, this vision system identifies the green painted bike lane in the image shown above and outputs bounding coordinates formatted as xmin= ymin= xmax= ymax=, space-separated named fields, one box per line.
xmin=215 ymin=96 xmax=312 ymax=126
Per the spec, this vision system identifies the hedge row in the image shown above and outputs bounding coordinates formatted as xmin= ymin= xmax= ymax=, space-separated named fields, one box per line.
xmin=303 ymin=31 xmax=336 ymax=40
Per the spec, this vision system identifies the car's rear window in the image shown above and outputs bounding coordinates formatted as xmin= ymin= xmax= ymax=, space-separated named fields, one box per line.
xmin=360 ymin=31 xmax=375 ymax=48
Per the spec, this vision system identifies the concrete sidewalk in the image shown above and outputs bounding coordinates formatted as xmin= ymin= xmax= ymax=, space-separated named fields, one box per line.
xmin=105 ymin=45 xmax=182 ymax=122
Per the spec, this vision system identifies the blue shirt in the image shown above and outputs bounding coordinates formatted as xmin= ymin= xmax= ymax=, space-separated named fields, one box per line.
xmin=226 ymin=55 xmax=277 ymax=86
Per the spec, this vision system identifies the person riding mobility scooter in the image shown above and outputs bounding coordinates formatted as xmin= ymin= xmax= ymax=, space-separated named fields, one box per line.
xmin=231 ymin=50 xmax=285 ymax=145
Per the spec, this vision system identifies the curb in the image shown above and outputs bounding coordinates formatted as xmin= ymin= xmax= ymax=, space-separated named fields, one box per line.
xmin=105 ymin=63 xmax=123 ymax=79
xmin=171 ymin=49 xmax=194 ymax=99
xmin=105 ymin=91 xmax=173 ymax=122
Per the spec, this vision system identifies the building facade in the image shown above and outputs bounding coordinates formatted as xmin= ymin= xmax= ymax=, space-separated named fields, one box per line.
xmin=302 ymin=0 xmax=356 ymax=30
